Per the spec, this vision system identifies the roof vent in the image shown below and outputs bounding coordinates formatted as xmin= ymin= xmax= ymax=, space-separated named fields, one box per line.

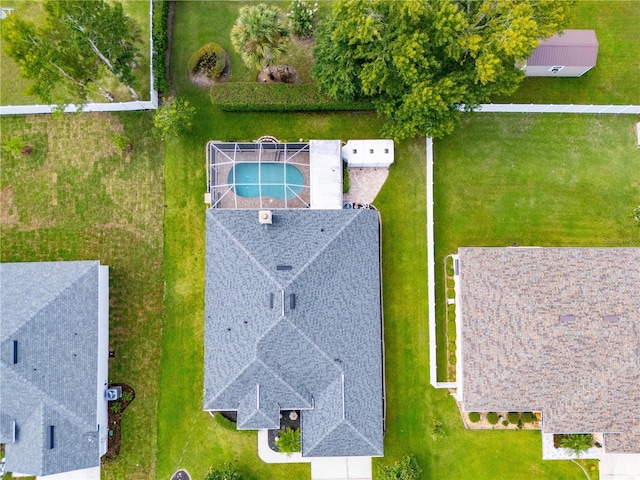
xmin=276 ymin=265 xmax=292 ymax=271
xmin=12 ymin=420 xmax=17 ymax=442
xmin=13 ymin=340 xmax=18 ymax=364
xmin=603 ymin=315 xmax=619 ymax=323
xmin=290 ymin=294 xmax=296 ymax=310
xmin=269 ymin=293 xmax=275 ymax=309
xmin=258 ymin=210 xmax=272 ymax=224
xmin=48 ymin=425 xmax=55 ymax=449
xmin=559 ymin=315 xmax=575 ymax=323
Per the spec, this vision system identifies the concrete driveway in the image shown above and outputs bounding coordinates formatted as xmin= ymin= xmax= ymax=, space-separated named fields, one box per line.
xmin=600 ymin=454 xmax=640 ymax=480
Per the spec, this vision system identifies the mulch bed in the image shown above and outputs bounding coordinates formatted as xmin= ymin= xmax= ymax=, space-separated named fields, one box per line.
xmin=101 ymin=383 xmax=136 ymax=463
xmin=188 ymin=51 xmax=232 ymax=88
xmin=268 ymin=410 xmax=300 ymax=452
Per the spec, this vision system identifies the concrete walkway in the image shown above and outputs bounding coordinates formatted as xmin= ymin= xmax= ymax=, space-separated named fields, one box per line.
xmin=257 ymin=430 xmax=372 ymax=480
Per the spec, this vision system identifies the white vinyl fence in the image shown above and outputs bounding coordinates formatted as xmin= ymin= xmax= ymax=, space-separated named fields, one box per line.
xmin=473 ymin=104 xmax=640 ymax=114
xmin=0 ymin=0 xmax=158 ymax=116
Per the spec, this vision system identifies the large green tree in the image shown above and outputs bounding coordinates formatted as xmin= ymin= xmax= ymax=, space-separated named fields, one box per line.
xmin=1 ymin=0 xmax=141 ymax=104
xmin=313 ymin=0 xmax=571 ymax=139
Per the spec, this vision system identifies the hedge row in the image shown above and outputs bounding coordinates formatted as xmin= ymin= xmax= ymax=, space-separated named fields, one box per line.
xmin=152 ymin=0 xmax=170 ymax=94
xmin=210 ymin=83 xmax=375 ymax=112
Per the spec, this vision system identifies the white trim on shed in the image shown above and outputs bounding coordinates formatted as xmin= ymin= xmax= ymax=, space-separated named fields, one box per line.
xmin=342 ymin=140 xmax=394 ymax=168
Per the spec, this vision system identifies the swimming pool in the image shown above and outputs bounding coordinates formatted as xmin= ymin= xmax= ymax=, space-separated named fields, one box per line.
xmin=228 ymin=162 xmax=305 ymax=200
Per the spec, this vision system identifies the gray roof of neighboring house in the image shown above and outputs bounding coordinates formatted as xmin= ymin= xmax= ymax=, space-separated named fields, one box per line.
xmin=0 ymin=261 xmax=102 ymax=476
xmin=527 ymin=30 xmax=598 ymax=67
xmin=204 ymin=209 xmax=384 ymax=457
xmin=459 ymin=248 xmax=640 ymax=454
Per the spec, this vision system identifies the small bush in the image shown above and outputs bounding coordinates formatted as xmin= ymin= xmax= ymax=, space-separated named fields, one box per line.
xmin=447 ymin=304 xmax=456 ymax=315
xmin=448 ymin=310 xmax=456 ymax=322
xmin=448 ymin=355 xmax=456 ymax=365
xmin=447 ymin=322 xmax=456 ymax=342
xmin=288 ymin=0 xmax=319 ymax=39
xmin=342 ymin=161 xmax=350 ymax=193
xmin=431 ymin=419 xmax=445 ymax=441
xmin=446 ymin=289 xmax=455 ymax=299
xmin=468 ymin=412 xmax=481 ymax=423
xmin=633 ymin=205 xmax=640 ymax=226
xmin=210 ymin=83 xmax=375 ymax=112
xmin=502 ymin=420 xmax=509 ymax=427
xmin=507 ymin=412 xmax=520 ymax=424
xmin=446 ymin=256 xmax=453 ymax=269
xmin=446 ymin=278 xmax=455 ymax=288
xmin=189 ymin=43 xmax=227 ymax=79
xmin=517 ymin=419 xmax=523 ymax=429
xmin=276 ymin=427 xmax=300 ymax=453
xmin=1 ymin=135 xmax=25 ymax=156
xmin=486 ymin=412 xmax=499 ymax=425
xmin=521 ymin=412 xmax=537 ymax=423
xmin=214 ymin=413 xmax=238 ymax=431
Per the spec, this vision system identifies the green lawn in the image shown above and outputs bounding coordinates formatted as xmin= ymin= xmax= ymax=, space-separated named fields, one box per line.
xmin=494 ymin=1 xmax=640 ymax=105
xmin=434 ymin=114 xmax=640 ymax=382
xmin=156 ymin=2 xmax=621 ymax=479
xmin=0 ymin=111 xmax=164 ymax=480
xmin=0 ymin=0 xmax=151 ymax=105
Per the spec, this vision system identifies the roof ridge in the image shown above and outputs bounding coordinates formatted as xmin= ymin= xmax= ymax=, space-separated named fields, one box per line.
xmin=208 ymin=213 xmax=282 ymax=289
xmin=284 ymin=210 xmax=362 ymax=288
xmin=342 ymin=418 xmax=383 ymax=455
xmin=0 ymin=261 xmax=97 ymax=341
xmin=281 ymin=318 xmax=343 ymax=378
xmin=256 ymin=357 xmax=314 ymax=408
xmin=1 ymin=366 xmax=92 ymax=432
xmin=207 ymin=315 xmax=285 ymax=406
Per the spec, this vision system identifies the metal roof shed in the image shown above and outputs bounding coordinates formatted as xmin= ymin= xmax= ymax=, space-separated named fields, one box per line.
xmin=342 ymin=140 xmax=394 ymax=168
xmin=523 ymin=30 xmax=599 ymax=77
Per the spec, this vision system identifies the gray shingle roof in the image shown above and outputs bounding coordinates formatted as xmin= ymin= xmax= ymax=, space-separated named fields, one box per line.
xmin=527 ymin=30 xmax=598 ymax=67
xmin=0 ymin=261 xmax=104 ymax=476
xmin=204 ymin=209 xmax=384 ymax=457
xmin=459 ymin=248 xmax=640 ymax=453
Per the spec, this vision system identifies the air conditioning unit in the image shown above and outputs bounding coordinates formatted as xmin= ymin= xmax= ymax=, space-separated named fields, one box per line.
xmin=105 ymin=386 xmax=122 ymax=401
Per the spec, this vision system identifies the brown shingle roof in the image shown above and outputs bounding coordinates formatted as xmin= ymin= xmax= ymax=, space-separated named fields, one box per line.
xmin=527 ymin=30 xmax=598 ymax=67
xmin=460 ymin=248 xmax=640 ymax=453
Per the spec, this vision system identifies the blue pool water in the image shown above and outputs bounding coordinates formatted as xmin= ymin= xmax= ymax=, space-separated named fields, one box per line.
xmin=228 ymin=163 xmax=304 ymax=200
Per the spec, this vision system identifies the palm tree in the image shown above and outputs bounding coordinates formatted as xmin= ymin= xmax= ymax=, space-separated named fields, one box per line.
xmin=230 ymin=4 xmax=290 ymax=71
xmin=559 ymin=434 xmax=593 ymax=457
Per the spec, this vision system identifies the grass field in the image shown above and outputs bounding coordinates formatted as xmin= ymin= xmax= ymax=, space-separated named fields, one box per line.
xmin=494 ymin=1 xmax=640 ymax=105
xmin=0 ymin=111 xmax=164 ymax=480
xmin=433 ymin=114 xmax=640 ymax=382
xmin=0 ymin=0 xmax=151 ymax=105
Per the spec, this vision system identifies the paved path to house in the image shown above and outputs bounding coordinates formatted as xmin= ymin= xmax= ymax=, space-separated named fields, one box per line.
xmin=343 ymin=168 xmax=389 ymax=205
xmin=600 ymin=454 xmax=640 ymax=480
xmin=257 ymin=430 xmax=372 ymax=480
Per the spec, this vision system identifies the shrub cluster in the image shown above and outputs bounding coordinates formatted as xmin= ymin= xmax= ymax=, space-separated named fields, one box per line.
xmin=152 ymin=0 xmax=170 ymax=94
xmin=521 ymin=412 xmax=537 ymax=423
xmin=210 ymin=83 xmax=375 ymax=112
xmin=486 ymin=412 xmax=499 ymax=425
xmin=189 ymin=43 xmax=227 ymax=79
xmin=507 ymin=412 xmax=520 ymax=424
